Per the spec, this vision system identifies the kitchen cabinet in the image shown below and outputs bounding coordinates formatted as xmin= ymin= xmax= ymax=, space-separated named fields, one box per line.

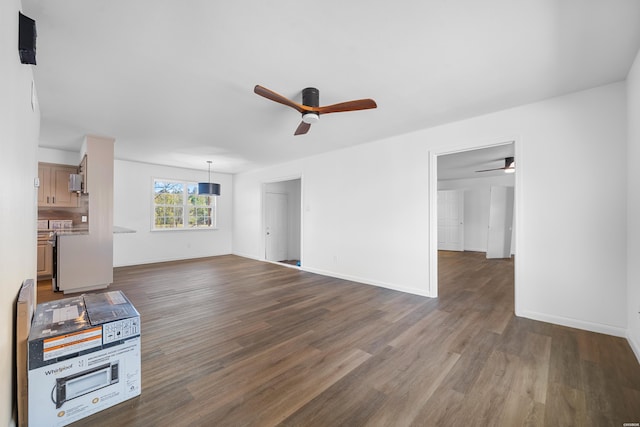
xmin=38 ymin=163 xmax=79 ymax=207
xmin=36 ymin=235 xmax=53 ymax=279
xmin=78 ymin=154 xmax=88 ymax=193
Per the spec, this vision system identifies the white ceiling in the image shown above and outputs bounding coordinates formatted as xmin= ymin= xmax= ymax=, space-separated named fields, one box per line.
xmin=22 ymin=0 xmax=640 ymax=174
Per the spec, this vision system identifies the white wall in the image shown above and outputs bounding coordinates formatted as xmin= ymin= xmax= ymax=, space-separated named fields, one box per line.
xmin=234 ymin=82 xmax=628 ymax=336
xmin=234 ymin=140 xmax=432 ymax=296
xmin=38 ymin=146 xmax=81 ymax=165
xmin=438 ymin=175 xmax=514 ymax=252
xmin=113 ymin=160 xmax=233 ymax=266
xmin=0 ymin=1 xmax=40 ymax=424
xmin=627 ymin=48 xmax=640 ymax=361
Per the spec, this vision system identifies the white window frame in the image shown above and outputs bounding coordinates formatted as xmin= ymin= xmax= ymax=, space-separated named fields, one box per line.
xmin=152 ymin=178 xmax=217 ymax=231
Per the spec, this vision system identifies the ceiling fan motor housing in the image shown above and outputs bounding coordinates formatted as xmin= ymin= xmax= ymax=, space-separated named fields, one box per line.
xmin=301 ymin=87 xmax=320 ymax=123
xmin=302 ymin=87 xmax=319 ymax=108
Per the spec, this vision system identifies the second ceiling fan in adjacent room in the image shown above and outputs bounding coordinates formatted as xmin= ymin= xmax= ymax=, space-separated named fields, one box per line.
xmin=476 ymin=156 xmax=515 ymax=174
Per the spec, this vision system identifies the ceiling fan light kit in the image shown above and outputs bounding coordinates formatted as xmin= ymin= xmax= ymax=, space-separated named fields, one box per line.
xmin=302 ymin=113 xmax=319 ymax=124
xmin=254 ymin=85 xmax=377 ymax=135
xmin=504 ymin=158 xmax=515 ymax=173
xmin=504 ymin=157 xmax=515 ymax=173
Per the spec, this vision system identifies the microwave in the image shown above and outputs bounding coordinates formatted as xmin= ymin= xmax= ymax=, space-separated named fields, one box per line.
xmin=54 ymin=361 xmax=119 ymax=409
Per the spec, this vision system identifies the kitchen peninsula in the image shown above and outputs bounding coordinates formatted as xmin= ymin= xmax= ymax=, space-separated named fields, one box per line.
xmin=56 ymin=135 xmax=114 ymax=293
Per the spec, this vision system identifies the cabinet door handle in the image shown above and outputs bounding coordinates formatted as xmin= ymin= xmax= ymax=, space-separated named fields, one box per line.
xmin=52 ymin=196 xmax=55 ymax=204
xmin=47 ymin=196 xmax=50 ymax=203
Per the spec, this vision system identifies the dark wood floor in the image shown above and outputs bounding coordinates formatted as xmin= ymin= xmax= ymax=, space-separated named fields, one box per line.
xmin=36 ymin=252 xmax=640 ymax=426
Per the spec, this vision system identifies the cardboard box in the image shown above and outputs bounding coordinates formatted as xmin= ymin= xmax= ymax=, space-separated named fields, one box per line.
xmin=17 ymin=279 xmax=35 ymax=427
xmin=28 ymin=291 xmax=141 ymax=426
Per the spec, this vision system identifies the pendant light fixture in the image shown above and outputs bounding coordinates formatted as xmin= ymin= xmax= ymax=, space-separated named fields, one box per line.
xmin=198 ymin=160 xmax=220 ymax=196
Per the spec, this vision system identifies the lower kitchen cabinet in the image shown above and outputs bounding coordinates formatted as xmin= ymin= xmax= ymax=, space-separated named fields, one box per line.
xmin=37 ymin=238 xmax=53 ymax=279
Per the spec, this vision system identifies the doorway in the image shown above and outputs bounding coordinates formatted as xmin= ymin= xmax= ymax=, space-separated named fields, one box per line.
xmin=264 ymin=178 xmax=302 ymax=267
xmin=431 ymin=141 xmax=518 ymax=306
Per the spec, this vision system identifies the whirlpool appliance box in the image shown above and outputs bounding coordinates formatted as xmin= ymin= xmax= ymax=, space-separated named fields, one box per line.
xmin=28 ymin=291 xmax=141 ymax=426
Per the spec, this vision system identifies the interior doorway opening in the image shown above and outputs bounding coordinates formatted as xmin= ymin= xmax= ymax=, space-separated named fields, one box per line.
xmin=432 ymin=141 xmax=517 ymax=305
xmin=264 ymin=178 xmax=302 ymax=268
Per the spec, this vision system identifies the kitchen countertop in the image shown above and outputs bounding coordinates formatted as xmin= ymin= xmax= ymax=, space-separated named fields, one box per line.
xmin=38 ymin=226 xmax=135 ymax=235
xmin=55 ymin=229 xmax=89 ymax=236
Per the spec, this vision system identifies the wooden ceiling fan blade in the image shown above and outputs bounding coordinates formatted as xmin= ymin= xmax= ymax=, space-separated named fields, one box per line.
xmin=317 ymin=99 xmax=377 ymax=114
xmin=254 ymin=85 xmax=310 ymax=113
xmin=294 ymin=121 xmax=311 ymax=135
xmin=475 ymin=167 xmax=506 ymax=173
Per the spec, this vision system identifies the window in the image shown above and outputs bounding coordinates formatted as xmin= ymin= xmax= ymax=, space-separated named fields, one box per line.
xmin=153 ymin=179 xmax=216 ymax=230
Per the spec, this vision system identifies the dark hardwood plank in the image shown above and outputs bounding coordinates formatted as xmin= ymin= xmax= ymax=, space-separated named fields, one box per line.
xmin=32 ymin=252 xmax=640 ymax=426
xmin=543 ymin=382 xmax=588 ymax=427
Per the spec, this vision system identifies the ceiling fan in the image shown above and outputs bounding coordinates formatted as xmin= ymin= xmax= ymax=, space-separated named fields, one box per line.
xmin=475 ymin=156 xmax=515 ymax=173
xmin=254 ymin=85 xmax=377 ymax=135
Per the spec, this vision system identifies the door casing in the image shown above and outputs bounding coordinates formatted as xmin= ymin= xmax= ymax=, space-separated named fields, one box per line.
xmin=429 ymin=137 xmax=520 ymax=317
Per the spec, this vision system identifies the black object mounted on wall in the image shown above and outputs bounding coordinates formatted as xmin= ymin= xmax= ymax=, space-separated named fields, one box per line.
xmin=19 ymin=12 xmax=37 ymax=65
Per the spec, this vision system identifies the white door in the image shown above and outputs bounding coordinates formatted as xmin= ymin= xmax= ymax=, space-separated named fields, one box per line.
xmin=438 ymin=190 xmax=464 ymax=251
xmin=486 ymin=186 xmax=514 ymax=259
xmin=265 ymin=192 xmax=288 ymax=262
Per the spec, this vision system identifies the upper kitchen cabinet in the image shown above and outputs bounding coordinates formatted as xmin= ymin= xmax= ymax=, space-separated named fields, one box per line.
xmin=79 ymin=154 xmax=88 ymax=193
xmin=38 ymin=163 xmax=79 ymax=207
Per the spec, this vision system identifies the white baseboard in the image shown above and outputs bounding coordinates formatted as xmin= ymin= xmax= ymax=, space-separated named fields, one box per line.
xmin=114 ymin=251 xmax=234 ymax=267
xmin=627 ymin=331 xmax=640 ymax=364
xmin=301 ymin=266 xmax=432 ymax=298
xmin=231 ymin=252 xmax=299 ymax=270
xmin=231 ymin=254 xmax=432 ymax=297
xmin=518 ymin=309 xmax=627 ymax=338
xmin=230 ymin=251 xmax=262 ymax=262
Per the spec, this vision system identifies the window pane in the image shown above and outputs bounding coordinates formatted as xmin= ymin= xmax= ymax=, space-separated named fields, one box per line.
xmin=175 ymin=207 xmax=183 ymax=226
xmin=155 ymin=181 xmax=183 ymax=194
xmin=188 ymin=194 xmax=210 ymax=206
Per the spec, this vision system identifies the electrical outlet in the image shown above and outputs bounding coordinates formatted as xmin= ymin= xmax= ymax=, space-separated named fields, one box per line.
xmin=81 ymin=216 xmax=87 ymax=222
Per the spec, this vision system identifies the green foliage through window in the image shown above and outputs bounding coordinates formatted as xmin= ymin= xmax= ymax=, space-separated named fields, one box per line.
xmin=153 ymin=179 xmax=216 ymax=229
